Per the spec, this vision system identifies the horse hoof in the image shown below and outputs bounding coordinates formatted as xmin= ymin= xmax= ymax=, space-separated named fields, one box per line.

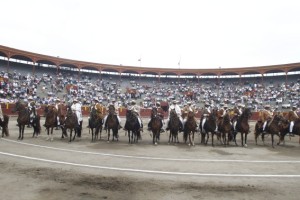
xmin=50 ymin=138 xmax=54 ymax=142
xmin=188 ymin=143 xmax=191 ymax=146
xmin=154 ymin=142 xmax=157 ymax=146
xmin=244 ymin=144 xmax=248 ymax=147
xmin=46 ymin=137 xmax=50 ymax=141
xmin=107 ymin=141 xmax=110 ymax=143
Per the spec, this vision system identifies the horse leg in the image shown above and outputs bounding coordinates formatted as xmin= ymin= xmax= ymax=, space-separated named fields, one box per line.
xmin=107 ymin=129 xmax=110 ymax=143
xmin=205 ymin=133 xmax=209 ymax=145
xmin=21 ymin=125 xmax=25 ymax=140
xmin=241 ymin=133 xmax=244 ymax=147
xmin=153 ymin=131 xmax=156 ymax=145
xmin=69 ymin=130 xmax=72 ymax=142
xmin=271 ymin=134 xmax=275 ymax=148
xmin=18 ymin=126 xmax=21 ymax=140
xmin=211 ymin=133 xmax=214 ymax=147
xmin=51 ymin=127 xmax=54 ymax=141
xmin=72 ymin=128 xmax=76 ymax=141
xmin=192 ymin=132 xmax=195 ymax=146
xmin=244 ymin=133 xmax=248 ymax=147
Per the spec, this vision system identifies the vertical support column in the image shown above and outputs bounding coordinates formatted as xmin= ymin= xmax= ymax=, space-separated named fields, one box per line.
xmin=261 ymin=73 xmax=264 ymax=87
xmin=239 ymin=74 xmax=241 ymax=86
xmin=285 ymin=72 xmax=288 ymax=87
xmin=32 ymin=62 xmax=36 ymax=76
xmin=77 ymin=68 xmax=81 ymax=81
xmin=6 ymin=57 xmax=10 ymax=73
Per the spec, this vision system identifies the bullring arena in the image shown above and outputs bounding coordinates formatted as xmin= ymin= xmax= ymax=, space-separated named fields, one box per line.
xmin=0 ymin=45 xmax=300 ymax=200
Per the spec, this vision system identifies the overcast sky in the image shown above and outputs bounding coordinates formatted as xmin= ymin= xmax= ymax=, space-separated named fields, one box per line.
xmin=1 ymin=0 xmax=300 ymax=69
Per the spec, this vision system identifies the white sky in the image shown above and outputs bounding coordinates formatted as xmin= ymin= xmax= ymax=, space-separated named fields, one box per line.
xmin=1 ymin=0 xmax=300 ymax=69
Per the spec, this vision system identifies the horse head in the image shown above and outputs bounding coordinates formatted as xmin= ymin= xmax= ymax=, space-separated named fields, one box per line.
xmin=187 ymin=111 xmax=195 ymax=119
xmin=151 ymin=107 xmax=158 ymax=118
xmin=170 ymin=109 xmax=177 ymax=119
xmin=108 ymin=105 xmax=115 ymax=115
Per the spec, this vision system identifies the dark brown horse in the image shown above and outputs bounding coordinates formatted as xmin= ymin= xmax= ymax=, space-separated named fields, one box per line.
xmin=218 ymin=112 xmax=232 ymax=146
xmin=13 ymin=101 xmax=40 ymax=140
xmin=106 ymin=105 xmax=119 ymax=142
xmin=125 ymin=109 xmax=140 ymax=144
xmin=168 ymin=109 xmax=180 ymax=144
xmin=62 ymin=106 xmax=78 ymax=142
xmin=183 ymin=111 xmax=197 ymax=146
xmin=278 ymin=118 xmax=300 ymax=145
xmin=89 ymin=106 xmax=103 ymax=142
xmin=44 ymin=105 xmax=58 ymax=141
xmin=57 ymin=104 xmax=67 ymax=139
xmin=233 ymin=108 xmax=251 ymax=147
xmin=200 ymin=109 xmax=218 ymax=146
xmin=255 ymin=113 xmax=284 ymax=148
xmin=149 ymin=107 xmax=161 ymax=145
xmin=0 ymin=114 xmax=9 ymax=137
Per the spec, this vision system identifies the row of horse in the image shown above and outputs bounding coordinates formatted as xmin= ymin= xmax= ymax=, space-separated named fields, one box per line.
xmin=7 ymin=102 xmax=300 ymax=147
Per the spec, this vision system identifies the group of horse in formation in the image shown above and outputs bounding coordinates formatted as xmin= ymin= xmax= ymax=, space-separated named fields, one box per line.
xmin=2 ymin=101 xmax=300 ymax=148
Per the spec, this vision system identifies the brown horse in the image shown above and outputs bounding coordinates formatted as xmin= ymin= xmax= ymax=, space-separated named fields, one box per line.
xmin=200 ymin=109 xmax=218 ymax=146
xmin=183 ymin=111 xmax=197 ymax=146
xmin=89 ymin=106 xmax=103 ymax=142
xmin=106 ymin=105 xmax=119 ymax=142
xmin=278 ymin=118 xmax=300 ymax=145
xmin=57 ymin=104 xmax=67 ymax=139
xmin=218 ymin=112 xmax=232 ymax=146
xmin=233 ymin=108 xmax=251 ymax=147
xmin=168 ymin=109 xmax=180 ymax=144
xmin=0 ymin=114 xmax=9 ymax=137
xmin=149 ymin=107 xmax=161 ymax=145
xmin=255 ymin=113 xmax=284 ymax=148
xmin=13 ymin=101 xmax=40 ymax=140
xmin=44 ymin=105 xmax=58 ymax=141
xmin=62 ymin=106 xmax=78 ymax=142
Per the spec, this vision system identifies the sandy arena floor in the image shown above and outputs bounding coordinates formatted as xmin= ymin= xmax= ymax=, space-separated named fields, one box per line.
xmin=0 ymin=117 xmax=300 ymax=200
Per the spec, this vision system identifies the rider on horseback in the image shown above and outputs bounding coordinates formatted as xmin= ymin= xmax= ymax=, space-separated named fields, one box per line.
xmin=147 ymin=102 xmax=165 ymax=133
xmin=183 ymin=101 xmax=197 ymax=130
xmin=218 ymin=104 xmax=229 ymax=126
xmin=287 ymin=105 xmax=299 ymax=136
xmin=200 ymin=102 xmax=211 ymax=133
xmin=54 ymin=98 xmax=61 ymax=129
xmin=71 ymin=98 xmax=83 ymax=136
xmin=103 ymin=98 xmax=122 ymax=130
xmin=27 ymin=96 xmax=37 ymax=128
xmin=93 ymin=98 xmax=104 ymax=119
xmin=125 ymin=100 xmax=143 ymax=131
xmin=261 ymin=104 xmax=273 ymax=133
xmin=232 ymin=103 xmax=244 ymax=132
xmin=166 ymin=100 xmax=183 ymax=131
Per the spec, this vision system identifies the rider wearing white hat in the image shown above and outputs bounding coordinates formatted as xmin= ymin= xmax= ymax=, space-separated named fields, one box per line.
xmin=71 ymin=98 xmax=83 ymax=137
xmin=287 ymin=105 xmax=299 ymax=136
xmin=166 ymin=100 xmax=183 ymax=131
xmin=124 ymin=99 xmax=143 ymax=131
xmin=103 ymin=98 xmax=122 ymax=130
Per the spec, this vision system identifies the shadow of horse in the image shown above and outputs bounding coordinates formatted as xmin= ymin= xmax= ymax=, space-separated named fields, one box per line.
xmin=89 ymin=106 xmax=103 ymax=142
xmin=44 ymin=105 xmax=58 ymax=141
xmin=13 ymin=101 xmax=40 ymax=140
xmin=168 ymin=109 xmax=180 ymax=144
xmin=125 ymin=109 xmax=140 ymax=144
xmin=106 ymin=105 xmax=119 ymax=142
xmin=234 ymin=108 xmax=252 ymax=147
xmin=200 ymin=109 xmax=218 ymax=146
xmin=62 ymin=106 xmax=78 ymax=142
xmin=255 ymin=113 xmax=284 ymax=148
xmin=184 ymin=111 xmax=197 ymax=146
xmin=149 ymin=107 xmax=161 ymax=145
xmin=0 ymin=114 xmax=9 ymax=137
xmin=218 ymin=113 xmax=232 ymax=146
